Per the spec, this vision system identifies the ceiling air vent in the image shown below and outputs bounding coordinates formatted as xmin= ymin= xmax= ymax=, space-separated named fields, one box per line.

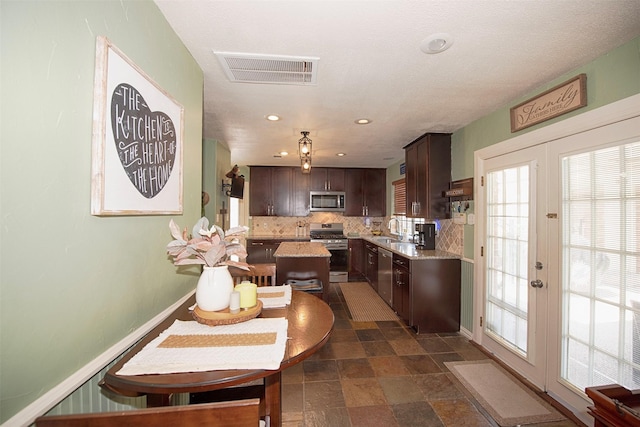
xmin=214 ymin=52 xmax=318 ymax=85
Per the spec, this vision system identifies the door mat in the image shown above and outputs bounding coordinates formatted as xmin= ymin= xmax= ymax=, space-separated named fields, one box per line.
xmin=339 ymin=282 xmax=399 ymax=322
xmin=445 ymin=360 xmax=566 ymax=426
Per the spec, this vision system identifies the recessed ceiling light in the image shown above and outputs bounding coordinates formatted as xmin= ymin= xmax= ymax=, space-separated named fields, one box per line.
xmin=420 ymin=33 xmax=454 ymax=54
xmin=279 ymin=151 xmax=289 ymax=156
xmin=355 ymin=118 xmax=371 ymax=125
xmin=336 ymin=153 xmax=346 ymax=157
xmin=265 ymin=114 xmax=281 ymax=121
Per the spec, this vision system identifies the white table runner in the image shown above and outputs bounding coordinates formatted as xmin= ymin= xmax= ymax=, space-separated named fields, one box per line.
xmin=117 ymin=318 xmax=288 ymax=376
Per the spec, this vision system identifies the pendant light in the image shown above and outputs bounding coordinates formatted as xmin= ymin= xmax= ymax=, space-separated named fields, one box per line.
xmin=298 ymin=131 xmax=312 ymax=173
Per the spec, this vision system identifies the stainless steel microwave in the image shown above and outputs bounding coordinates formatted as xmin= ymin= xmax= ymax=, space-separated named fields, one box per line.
xmin=310 ymin=191 xmax=345 ymax=212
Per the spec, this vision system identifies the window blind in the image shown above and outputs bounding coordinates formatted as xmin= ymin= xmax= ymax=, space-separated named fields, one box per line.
xmin=561 ymin=139 xmax=640 ymax=391
xmin=393 ymin=178 xmax=406 ymax=215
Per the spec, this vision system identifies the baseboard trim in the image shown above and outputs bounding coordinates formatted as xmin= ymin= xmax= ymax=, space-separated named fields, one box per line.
xmin=3 ymin=290 xmax=195 ymax=427
xmin=459 ymin=326 xmax=472 ymax=339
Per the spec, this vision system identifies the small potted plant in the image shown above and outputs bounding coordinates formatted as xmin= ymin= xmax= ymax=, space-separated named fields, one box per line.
xmin=167 ymin=217 xmax=249 ymax=311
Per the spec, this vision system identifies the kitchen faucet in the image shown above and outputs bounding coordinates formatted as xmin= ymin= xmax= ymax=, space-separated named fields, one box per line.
xmin=388 ymin=217 xmax=402 ymax=241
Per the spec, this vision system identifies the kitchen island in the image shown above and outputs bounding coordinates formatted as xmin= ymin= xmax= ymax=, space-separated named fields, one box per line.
xmin=273 ymin=242 xmax=330 ymax=302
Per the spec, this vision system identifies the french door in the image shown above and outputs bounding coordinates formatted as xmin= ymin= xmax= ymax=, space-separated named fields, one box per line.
xmin=478 ymin=144 xmax=548 ymax=389
xmin=546 ymin=116 xmax=640 ymax=412
xmin=475 ymin=103 xmax=640 ymax=422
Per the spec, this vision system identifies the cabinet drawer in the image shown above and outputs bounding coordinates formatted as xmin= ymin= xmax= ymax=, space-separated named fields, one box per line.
xmin=364 ymin=242 xmax=378 ymax=253
xmin=246 ymin=239 xmax=290 ymax=264
xmin=392 ymin=254 xmax=410 ymax=270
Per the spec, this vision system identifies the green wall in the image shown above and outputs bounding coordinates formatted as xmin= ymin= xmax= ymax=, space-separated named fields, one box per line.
xmin=451 ymin=36 xmax=640 ymax=260
xmin=202 ymin=138 xmax=232 ymax=226
xmin=202 ymin=138 xmax=218 ymax=220
xmin=0 ymin=1 xmax=203 ymax=422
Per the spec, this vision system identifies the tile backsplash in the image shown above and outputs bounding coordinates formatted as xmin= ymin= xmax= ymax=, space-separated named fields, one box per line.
xmin=249 ymin=214 xmax=463 ymax=256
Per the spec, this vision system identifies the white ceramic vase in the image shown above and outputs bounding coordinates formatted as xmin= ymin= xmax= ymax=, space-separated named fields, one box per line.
xmin=195 ymin=265 xmax=234 ymax=311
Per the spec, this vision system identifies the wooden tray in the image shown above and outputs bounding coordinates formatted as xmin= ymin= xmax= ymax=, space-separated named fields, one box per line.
xmin=192 ymin=300 xmax=262 ymax=326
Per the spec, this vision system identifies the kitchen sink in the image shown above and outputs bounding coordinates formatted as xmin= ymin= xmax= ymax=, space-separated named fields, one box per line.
xmin=371 ymin=236 xmax=401 ymax=244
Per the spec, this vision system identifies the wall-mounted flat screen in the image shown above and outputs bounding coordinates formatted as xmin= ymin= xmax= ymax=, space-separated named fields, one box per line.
xmin=230 ymin=176 xmax=244 ymax=199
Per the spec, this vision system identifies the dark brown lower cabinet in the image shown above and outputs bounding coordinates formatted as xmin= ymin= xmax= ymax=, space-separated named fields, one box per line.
xmin=410 ymin=258 xmax=461 ymax=333
xmin=392 ymin=255 xmax=411 ymax=324
xmin=348 ymin=238 xmax=364 ymax=281
xmin=364 ymin=242 xmax=378 ymax=292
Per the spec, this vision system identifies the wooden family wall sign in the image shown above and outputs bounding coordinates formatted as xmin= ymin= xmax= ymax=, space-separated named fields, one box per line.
xmin=91 ymin=36 xmax=184 ymax=216
xmin=510 ymin=74 xmax=587 ymax=133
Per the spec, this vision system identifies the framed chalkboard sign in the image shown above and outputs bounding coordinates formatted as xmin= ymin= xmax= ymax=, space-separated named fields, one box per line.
xmin=91 ymin=36 xmax=184 ymax=216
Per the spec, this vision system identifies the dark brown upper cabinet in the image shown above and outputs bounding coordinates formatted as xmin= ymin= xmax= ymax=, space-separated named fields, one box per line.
xmin=309 ymin=168 xmax=345 ymax=191
xmin=404 ymin=133 xmax=451 ymax=219
xmin=344 ymin=168 xmax=386 ymax=217
xmin=249 ymin=166 xmax=292 ymax=216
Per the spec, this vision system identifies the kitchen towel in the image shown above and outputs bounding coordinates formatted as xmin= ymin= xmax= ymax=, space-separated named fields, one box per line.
xmin=116 ymin=318 xmax=288 ymax=375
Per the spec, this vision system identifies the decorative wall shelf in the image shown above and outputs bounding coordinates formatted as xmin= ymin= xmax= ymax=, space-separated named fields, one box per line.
xmin=444 ymin=178 xmax=473 ymax=201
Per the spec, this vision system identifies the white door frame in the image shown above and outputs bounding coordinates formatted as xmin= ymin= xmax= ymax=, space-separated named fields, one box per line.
xmin=473 ymin=94 xmax=640 ymax=420
xmin=478 ymin=144 xmax=549 ymax=389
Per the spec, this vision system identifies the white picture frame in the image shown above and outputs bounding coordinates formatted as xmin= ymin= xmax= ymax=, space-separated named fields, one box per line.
xmin=91 ymin=36 xmax=184 ymax=216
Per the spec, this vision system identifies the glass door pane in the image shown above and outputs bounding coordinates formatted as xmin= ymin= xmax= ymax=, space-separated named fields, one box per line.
xmin=486 ymin=165 xmax=531 ymax=356
xmin=561 ymin=139 xmax=640 ymax=391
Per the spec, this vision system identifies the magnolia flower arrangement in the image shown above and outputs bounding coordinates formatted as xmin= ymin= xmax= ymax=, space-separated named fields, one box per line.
xmin=167 ymin=217 xmax=250 ymax=270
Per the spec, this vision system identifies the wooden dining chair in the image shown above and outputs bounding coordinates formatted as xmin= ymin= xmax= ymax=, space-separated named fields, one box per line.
xmin=35 ymin=398 xmax=260 ymax=427
xmin=230 ymin=263 xmax=277 ymax=286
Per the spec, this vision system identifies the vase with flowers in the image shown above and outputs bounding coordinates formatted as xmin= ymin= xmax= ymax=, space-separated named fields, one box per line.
xmin=167 ymin=217 xmax=250 ymax=311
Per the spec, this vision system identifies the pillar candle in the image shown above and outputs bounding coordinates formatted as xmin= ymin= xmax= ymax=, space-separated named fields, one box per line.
xmin=234 ymin=281 xmax=257 ymax=309
xmin=229 ymin=291 xmax=241 ymax=314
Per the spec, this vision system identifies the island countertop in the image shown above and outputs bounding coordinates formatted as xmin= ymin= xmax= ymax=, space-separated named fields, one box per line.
xmin=246 ymin=234 xmax=309 ymax=241
xmin=273 ymin=241 xmax=331 ymax=258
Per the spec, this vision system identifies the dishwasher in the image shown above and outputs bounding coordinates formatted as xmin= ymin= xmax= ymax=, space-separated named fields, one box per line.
xmin=377 ymin=248 xmax=393 ymax=307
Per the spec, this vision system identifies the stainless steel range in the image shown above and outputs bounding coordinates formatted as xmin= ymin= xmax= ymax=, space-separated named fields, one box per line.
xmin=309 ymin=223 xmax=348 ymax=283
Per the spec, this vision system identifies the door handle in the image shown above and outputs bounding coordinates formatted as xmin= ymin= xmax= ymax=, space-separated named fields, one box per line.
xmin=530 ymin=279 xmax=544 ymax=288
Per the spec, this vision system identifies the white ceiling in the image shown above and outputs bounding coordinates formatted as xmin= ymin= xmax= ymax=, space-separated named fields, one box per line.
xmin=154 ymin=0 xmax=640 ymax=169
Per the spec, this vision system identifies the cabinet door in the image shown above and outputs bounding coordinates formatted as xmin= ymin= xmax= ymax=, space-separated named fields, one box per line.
xmin=348 ymin=238 xmax=364 ymax=276
xmin=364 ymin=244 xmax=378 ymax=290
xmin=393 ymin=255 xmax=411 ymax=323
xmin=344 ymin=169 xmax=365 ymax=216
xmin=416 ymin=140 xmax=429 ymax=217
xmin=392 ymin=266 xmax=411 ymax=324
xmin=309 ymin=168 xmax=329 ymax=191
xmin=310 ymin=168 xmax=345 ymax=191
xmin=406 ymin=137 xmax=430 ymax=218
xmin=270 ymin=167 xmax=292 ymax=216
xmin=345 ymin=169 xmax=386 ymax=217
xmin=363 ymin=169 xmax=386 ymax=217
xmin=426 ymin=136 xmax=451 ymax=219
xmin=291 ymin=168 xmax=310 ymax=217
xmin=326 ymin=168 xmax=345 ymax=191
xmin=246 ymin=239 xmax=282 ymax=264
xmin=404 ymin=133 xmax=451 ymax=219
xmin=249 ymin=167 xmax=272 ymax=216
xmin=405 ymin=143 xmax=418 ymax=217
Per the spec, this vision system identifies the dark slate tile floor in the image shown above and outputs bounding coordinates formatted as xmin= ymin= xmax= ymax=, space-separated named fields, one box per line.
xmin=280 ymin=283 xmax=582 ymax=427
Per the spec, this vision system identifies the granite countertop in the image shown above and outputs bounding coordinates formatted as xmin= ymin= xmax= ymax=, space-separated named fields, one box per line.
xmin=361 ymin=236 xmax=460 ymax=260
xmin=246 ymin=234 xmax=310 ymax=240
xmin=273 ymin=241 xmax=331 ymax=258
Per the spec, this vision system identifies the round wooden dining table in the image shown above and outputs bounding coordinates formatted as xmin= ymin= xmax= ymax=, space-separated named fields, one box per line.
xmin=101 ymin=290 xmax=334 ymax=427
